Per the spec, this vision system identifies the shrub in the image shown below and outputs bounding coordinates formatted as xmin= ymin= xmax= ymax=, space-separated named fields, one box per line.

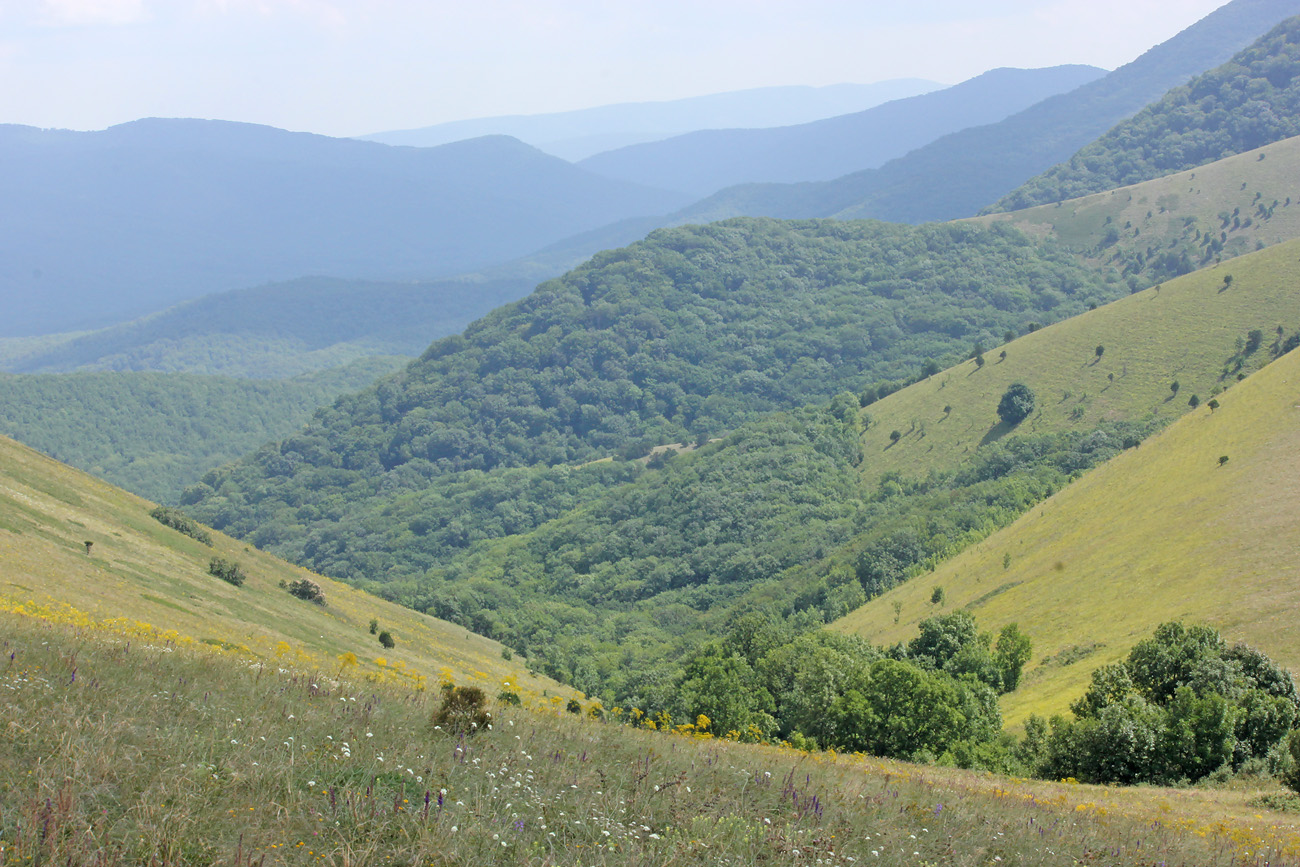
xmin=431 ymin=686 xmax=490 ymax=734
xmin=566 ymin=698 xmax=583 ymax=715
xmin=996 ymin=383 xmax=1035 ymax=426
xmin=287 ymin=578 xmax=325 ymax=605
xmin=498 ymin=688 xmax=522 ymax=706
xmin=378 ymin=630 xmax=396 ymax=649
xmin=208 ymin=557 xmax=246 ymax=587
xmin=150 ymin=506 xmax=213 ymax=546
xmin=368 ymin=618 xmax=378 ymax=635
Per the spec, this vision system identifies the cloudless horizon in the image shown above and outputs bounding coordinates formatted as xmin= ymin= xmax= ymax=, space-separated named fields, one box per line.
xmin=4 ymin=0 xmax=1228 ymax=138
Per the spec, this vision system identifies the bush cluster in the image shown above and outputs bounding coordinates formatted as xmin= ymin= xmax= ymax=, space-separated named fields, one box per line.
xmin=150 ymin=506 xmax=213 ymax=546
xmin=207 ymin=557 xmax=246 ymax=587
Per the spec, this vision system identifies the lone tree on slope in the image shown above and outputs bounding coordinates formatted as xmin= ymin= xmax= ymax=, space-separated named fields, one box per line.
xmin=997 ymin=382 xmax=1036 ymax=426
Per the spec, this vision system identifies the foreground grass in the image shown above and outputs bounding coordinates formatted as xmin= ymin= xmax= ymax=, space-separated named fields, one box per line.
xmin=4 ymin=611 xmax=1300 ymax=866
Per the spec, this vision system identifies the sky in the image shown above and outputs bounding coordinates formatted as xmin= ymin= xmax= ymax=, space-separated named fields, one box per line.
xmin=1 ymin=0 xmax=1229 ymax=138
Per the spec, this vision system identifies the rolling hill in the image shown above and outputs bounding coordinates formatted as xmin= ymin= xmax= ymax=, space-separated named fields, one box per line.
xmin=179 ymin=218 xmax=1122 ymax=585
xmin=365 ymin=237 xmax=1300 ymax=705
xmin=0 ymin=120 xmax=687 ymax=337
xmin=577 ymin=66 xmax=1104 ymax=198
xmin=0 ymin=431 xmax=562 ymax=698
xmin=363 ymin=79 xmax=945 ymax=160
xmin=671 ymin=0 xmax=1300 ymax=226
xmin=834 ymin=332 xmax=1300 ymax=729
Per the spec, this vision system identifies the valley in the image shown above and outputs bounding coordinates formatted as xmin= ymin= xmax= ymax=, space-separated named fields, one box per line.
xmin=10 ymin=2 xmax=1300 ymax=863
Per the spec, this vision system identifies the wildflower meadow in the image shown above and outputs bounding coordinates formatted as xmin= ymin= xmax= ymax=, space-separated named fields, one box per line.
xmin=4 ymin=608 xmax=1300 ymax=866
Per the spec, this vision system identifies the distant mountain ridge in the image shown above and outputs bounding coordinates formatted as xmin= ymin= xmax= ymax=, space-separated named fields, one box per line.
xmin=990 ymin=14 xmax=1300 ymax=211
xmin=0 ymin=120 xmax=687 ymax=337
xmin=578 ymin=66 xmax=1106 ymax=198
xmin=671 ymin=0 xmax=1300 ymax=225
xmin=359 ymin=80 xmax=944 ymax=160
xmin=0 ymin=275 xmax=533 ymax=378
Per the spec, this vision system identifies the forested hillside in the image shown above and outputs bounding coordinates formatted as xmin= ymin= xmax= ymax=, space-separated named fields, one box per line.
xmin=185 ymin=235 xmax=1300 ymax=711
xmin=0 ymin=360 xmax=400 ymax=502
xmin=992 ymin=15 xmax=1300 ymax=211
xmin=183 ymin=218 xmax=1121 ymax=584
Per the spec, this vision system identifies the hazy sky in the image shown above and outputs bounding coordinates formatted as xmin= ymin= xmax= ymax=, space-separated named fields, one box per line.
xmin=2 ymin=0 xmax=1228 ymax=137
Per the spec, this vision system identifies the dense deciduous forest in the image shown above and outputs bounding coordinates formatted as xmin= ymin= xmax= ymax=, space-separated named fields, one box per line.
xmin=183 ymin=218 xmax=1126 ymax=582
xmin=0 ymin=361 xmax=396 ymax=502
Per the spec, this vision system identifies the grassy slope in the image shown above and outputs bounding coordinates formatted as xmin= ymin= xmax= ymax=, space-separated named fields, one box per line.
xmin=854 ymin=236 xmax=1300 ymax=486
xmin=7 ymin=611 xmax=1295 ymax=866
xmin=836 ymin=325 xmax=1300 ymax=726
xmin=979 ymin=134 xmax=1300 ymax=269
xmin=0 ymin=432 xmax=563 ymax=700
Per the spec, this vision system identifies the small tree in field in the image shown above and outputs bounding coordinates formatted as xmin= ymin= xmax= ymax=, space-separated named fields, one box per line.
xmin=378 ymin=630 xmax=396 ymax=649
xmin=287 ymin=578 xmax=325 ymax=605
xmin=997 ymin=383 xmax=1036 ymax=426
xmin=431 ymin=686 xmax=490 ymax=734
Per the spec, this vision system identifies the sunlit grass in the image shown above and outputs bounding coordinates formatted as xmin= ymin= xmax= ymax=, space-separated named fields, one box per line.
xmin=837 ymin=328 xmax=1300 ymax=726
xmin=857 ymin=235 xmax=1300 ymax=488
xmin=6 ymin=610 xmax=1300 ymax=866
xmin=0 ymin=432 xmax=567 ymax=702
xmin=979 ymin=134 xmax=1300 ymax=260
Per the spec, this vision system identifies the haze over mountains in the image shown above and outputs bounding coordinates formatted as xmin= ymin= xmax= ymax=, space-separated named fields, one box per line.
xmin=0 ymin=121 xmax=686 ymax=336
xmin=578 ymin=66 xmax=1106 ymax=198
xmin=360 ymin=79 xmax=944 ymax=160
xmin=676 ymin=0 xmax=1300 ymax=225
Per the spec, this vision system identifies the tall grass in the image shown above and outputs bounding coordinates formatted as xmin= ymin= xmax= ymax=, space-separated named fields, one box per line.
xmin=4 ymin=610 xmax=1299 ymax=866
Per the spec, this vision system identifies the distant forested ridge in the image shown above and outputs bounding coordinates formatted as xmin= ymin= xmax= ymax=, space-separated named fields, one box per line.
xmin=183 ymin=218 xmax=1127 ymax=612
xmin=992 ymin=15 xmax=1300 ymax=212
xmin=0 ymin=276 xmax=531 ymax=378
xmin=0 ymin=361 xmax=398 ymax=503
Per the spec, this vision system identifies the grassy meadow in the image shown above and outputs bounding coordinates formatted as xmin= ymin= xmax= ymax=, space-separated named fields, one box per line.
xmin=0 ymin=432 xmax=565 ymax=703
xmin=979 ymin=134 xmax=1300 ymax=268
xmin=855 ymin=235 xmax=1300 ymax=484
xmin=7 ymin=609 xmax=1300 ymax=866
xmin=836 ymin=323 xmax=1300 ymax=727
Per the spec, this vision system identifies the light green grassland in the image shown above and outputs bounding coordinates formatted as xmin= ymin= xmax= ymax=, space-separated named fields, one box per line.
xmin=0 ymin=433 xmax=565 ymax=701
xmin=5 ymin=612 xmax=1299 ymax=865
xmin=855 ymin=235 xmax=1300 ymax=485
xmin=979 ymin=134 xmax=1300 ymax=268
xmin=836 ymin=331 xmax=1300 ymax=727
